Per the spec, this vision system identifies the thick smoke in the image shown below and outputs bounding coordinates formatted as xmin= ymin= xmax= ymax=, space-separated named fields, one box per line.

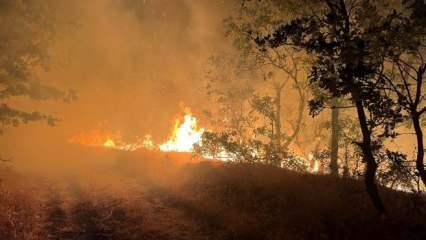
xmin=0 ymin=0 xmax=233 ymax=172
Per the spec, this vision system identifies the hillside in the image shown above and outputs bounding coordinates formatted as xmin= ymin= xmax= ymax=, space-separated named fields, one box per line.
xmin=0 ymin=148 xmax=425 ymax=239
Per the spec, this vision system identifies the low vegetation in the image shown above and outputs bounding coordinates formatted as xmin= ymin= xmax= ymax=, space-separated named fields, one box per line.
xmin=3 ymin=150 xmax=424 ymax=240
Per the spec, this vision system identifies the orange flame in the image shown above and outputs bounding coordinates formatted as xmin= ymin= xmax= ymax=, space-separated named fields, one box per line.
xmin=159 ymin=114 xmax=204 ymax=152
xmin=69 ymin=128 xmax=149 ymax=151
xmin=69 ymin=112 xmax=212 ymax=155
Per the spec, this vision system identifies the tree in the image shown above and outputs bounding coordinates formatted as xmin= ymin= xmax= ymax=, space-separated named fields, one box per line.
xmin=199 ymin=55 xmax=259 ymax=162
xmin=0 ymin=0 xmax=75 ymax=135
xmin=378 ymin=1 xmax=426 ymax=187
xmin=254 ymin=0 xmax=416 ymax=215
xmin=198 ymin=55 xmax=307 ymax=170
xmin=383 ymin=47 xmax=426 ymax=186
xmin=225 ymin=0 xmax=311 ymax=158
xmin=229 ymin=0 xmax=347 ymax=174
xmin=329 ymin=97 xmax=340 ymax=175
xmin=338 ymin=116 xmax=362 ymax=178
xmin=310 ymin=81 xmax=342 ymax=175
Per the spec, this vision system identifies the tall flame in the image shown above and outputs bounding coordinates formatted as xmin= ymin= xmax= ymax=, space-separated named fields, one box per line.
xmin=159 ymin=114 xmax=204 ymax=152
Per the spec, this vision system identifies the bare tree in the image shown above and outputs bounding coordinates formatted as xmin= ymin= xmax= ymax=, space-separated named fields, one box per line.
xmin=225 ymin=0 xmax=310 ymax=156
xmin=382 ymin=50 xmax=426 ymax=186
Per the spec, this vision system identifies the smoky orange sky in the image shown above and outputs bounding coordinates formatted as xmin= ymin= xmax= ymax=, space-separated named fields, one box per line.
xmin=1 ymin=0 xmax=235 ymax=170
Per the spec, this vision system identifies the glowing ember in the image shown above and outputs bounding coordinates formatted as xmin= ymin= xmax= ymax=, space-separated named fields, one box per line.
xmin=160 ymin=114 xmax=204 ymax=152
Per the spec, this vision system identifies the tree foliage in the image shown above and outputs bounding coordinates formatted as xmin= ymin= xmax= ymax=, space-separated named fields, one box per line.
xmin=0 ymin=0 xmax=76 ymax=134
xmin=253 ymin=0 xmax=426 ymax=214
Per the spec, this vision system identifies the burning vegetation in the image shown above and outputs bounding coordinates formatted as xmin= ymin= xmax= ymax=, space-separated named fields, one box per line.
xmin=69 ymin=112 xmax=205 ymax=153
xmin=159 ymin=114 xmax=204 ymax=152
xmin=1 ymin=0 xmax=426 ymax=239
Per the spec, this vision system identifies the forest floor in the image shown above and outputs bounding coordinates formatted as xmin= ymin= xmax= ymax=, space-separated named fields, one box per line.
xmin=58 ymin=175 xmax=211 ymax=240
xmin=1 ymin=147 xmax=426 ymax=240
xmin=130 ymin=186 xmax=208 ymax=240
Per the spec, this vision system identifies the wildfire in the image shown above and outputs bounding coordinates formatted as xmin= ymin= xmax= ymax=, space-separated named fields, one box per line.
xmin=159 ymin=114 xmax=204 ymax=152
xmin=69 ymin=113 xmax=205 ymax=154
xmin=67 ymin=111 xmax=314 ymax=165
xmin=69 ymin=128 xmax=148 ymax=151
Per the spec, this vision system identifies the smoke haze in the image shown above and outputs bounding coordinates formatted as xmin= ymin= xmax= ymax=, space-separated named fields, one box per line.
xmin=1 ymin=0 xmax=234 ymax=171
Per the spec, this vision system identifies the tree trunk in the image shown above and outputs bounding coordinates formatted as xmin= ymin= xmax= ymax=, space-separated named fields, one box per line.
xmin=343 ymin=145 xmax=350 ymax=178
xmin=330 ymin=98 xmax=340 ymax=175
xmin=412 ymin=113 xmax=426 ymax=186
xmin=354 ymin=99 xmax=387 ymax=216
xmin=282 ymin=86 xmax=305 ymax=151
xmin=275 ymin=87 xmax=282 ymax=150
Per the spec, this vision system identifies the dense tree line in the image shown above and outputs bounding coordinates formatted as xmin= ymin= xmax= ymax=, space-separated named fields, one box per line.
xmin=199 ymin=0 xmax=426 ymax=215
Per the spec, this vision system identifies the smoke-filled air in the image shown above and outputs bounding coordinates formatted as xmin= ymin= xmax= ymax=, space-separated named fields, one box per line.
xmin=1 ymin=0 xmax=426 ymax=239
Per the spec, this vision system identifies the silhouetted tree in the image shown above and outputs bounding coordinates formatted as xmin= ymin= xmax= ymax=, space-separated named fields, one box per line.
xmin=338 ymin=117 xmax=362 ymax=178
xmin=310 ymin=82 xmax=342 ymax=175
xmin=329 ymin=97 xmax=340 ymax=175
xmin=253 ymin=0 xmax=420 ymax=215
xmin=377 ymin=0 xmax=426 ymax=186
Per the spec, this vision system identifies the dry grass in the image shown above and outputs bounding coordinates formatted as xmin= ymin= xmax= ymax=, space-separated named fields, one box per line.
xmin=163 ymin=163 xmax=426 ymax=240
xmin=0 ymin=149 xmax=425 ymax=239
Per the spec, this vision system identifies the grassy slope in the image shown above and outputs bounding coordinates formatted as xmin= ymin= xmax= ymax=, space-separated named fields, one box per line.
xmin=130 ymin=154 xmax=426 ymax=240
xmin=1 ymin=147 xmax=426 ymax=239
